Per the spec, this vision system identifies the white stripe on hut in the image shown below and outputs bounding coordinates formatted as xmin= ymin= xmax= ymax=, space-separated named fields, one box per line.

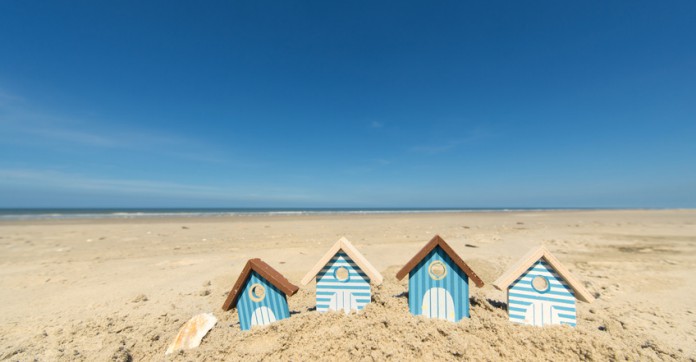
xmin=301 ymin=237 xmax=383 ymax=313
xmin=493 ymin=245 xmax=595 ymax=327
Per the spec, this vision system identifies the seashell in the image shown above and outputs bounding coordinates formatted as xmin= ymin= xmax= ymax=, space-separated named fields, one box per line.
xmin=165 ymin=313 xmax=217 ymax=355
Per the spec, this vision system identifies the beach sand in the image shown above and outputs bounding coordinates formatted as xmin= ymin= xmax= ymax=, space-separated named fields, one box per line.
xmin=0 ymin=210 xmax=695 ymax=361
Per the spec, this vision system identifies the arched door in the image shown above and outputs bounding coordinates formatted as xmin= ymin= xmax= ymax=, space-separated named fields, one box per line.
xmin=421 ymin=287 xmax=455 ymax=322
xmin=250 ymin=306 xmax=277 ymax=327
xmin=328 ymin=291 xmax=360 ymax=313
xmin=524 ymin=301 xmax=561 ymax=326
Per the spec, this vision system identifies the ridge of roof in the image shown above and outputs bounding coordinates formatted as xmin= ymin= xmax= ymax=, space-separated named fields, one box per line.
xmin=300 ymin=237 xmax=384 ymax=285
xmin=492 ymin=245 xmax=595 ymax=303
xmin=395 ymin=235 xmax=484 ymax=287
xmin=222 ymin=258 xmax=299 ymax=311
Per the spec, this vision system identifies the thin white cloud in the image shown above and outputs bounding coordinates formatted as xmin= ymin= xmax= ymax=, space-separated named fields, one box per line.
xmin=411 ymin=142 xmax=460 ymax=155
xmin=340 ymin=158 xmax=392 ymax=175
xmin=0 ymin=169 xmax=314 ymax=202
xmin=370 ymin=121 xmax=384 ymax=128
xmin=4 ymin=121 xmax=231 ymax=165
xmin=411 ymin=129 xmax=493 ymax=154
xmin=5 ymin=117 xmax=193 ymax=150
xmin=0 ymin=89 xmax=24 ymax=106
xmin=0 ymin=91 xmax=231 ymax=164
xmin=25 ymin=128 xmax=121 ymax=147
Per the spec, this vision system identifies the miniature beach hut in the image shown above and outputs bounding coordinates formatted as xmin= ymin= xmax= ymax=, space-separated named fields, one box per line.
xmin=301 ymin=237 xmax=383 ymax=313
xmin=222 ymin=258 xmax=299 ymax=331
xmin=493 ymin=246 xmax=595 ymax=327
xmin=396 ymin=235 xmax=484 ymax=322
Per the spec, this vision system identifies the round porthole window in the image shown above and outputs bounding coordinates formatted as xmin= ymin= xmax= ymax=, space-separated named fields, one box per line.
xmin=531 ymin=276 xmax=550 ymax=293
xmin=428 ymin=260 xmax=447 ymax=280
xmin=334 ymin=267 xmax=350 ymax=282
xmin=249 ymin=283 xmax=266 ymax=302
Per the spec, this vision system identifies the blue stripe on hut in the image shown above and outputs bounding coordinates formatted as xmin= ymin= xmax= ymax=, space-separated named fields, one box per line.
xmin=301 ymin=237 xmax=383 ymax=314
xmin=222 ymin=259 xmax=299 ymax=331
xmin=493 ymin=246 xmax=595 ymax=327
xmin=396 ymin=235 xmax=484 ymax=322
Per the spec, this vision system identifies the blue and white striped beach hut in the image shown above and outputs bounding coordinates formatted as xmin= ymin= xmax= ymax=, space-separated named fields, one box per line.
xmin=396 ymin=235 xmax=484 ymax=322
xmin=222 ymin=258 xmax=299 ymax=331
xmin=301 ymin=237 xmax=383 ymax=313
xmin=493 ymin=246 xmax=595 ymax=327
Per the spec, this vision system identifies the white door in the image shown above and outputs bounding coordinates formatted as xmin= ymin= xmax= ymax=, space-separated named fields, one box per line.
xmin=329 ymin=291 xmax=360 ymax=313
xmin=421 ymin=287 xmax=456 ymax=322
xmin=524 ymin=301 xmax=561 ymax=326
xmin=250 ymin=306 xmax=277 ymax=327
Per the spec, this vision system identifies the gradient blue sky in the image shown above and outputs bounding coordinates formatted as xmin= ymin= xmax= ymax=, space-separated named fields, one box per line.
xmin=1 ymin=1 xmax=695 ymax=208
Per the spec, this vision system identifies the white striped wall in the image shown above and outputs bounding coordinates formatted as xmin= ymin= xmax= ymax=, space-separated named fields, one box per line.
xmin=508 ymin=258 xmax=577 ymax=327
xmin=316 ymin=251 xmax=371 ymax=313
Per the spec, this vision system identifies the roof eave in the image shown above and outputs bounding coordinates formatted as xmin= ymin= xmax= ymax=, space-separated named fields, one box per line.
xmin=222 ymin=259 xmax=299 ymax=311
xmin=396 ymin=235 xmax=484 ymax=287
xmin=493 ymin=246 xmax=595 ymax=303
xmin=301 ymin=237 xmax=383 ymax=285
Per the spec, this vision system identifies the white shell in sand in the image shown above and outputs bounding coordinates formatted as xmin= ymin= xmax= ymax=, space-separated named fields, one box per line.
xmin=165 ymin=313 xmax=217 ymax=355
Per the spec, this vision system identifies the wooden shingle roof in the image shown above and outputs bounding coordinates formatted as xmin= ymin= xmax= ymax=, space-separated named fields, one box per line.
xmin=222 ymin=258 xmax=299 ymax=311
xmin=395 ymin=235 xmax=484 ymax=287
xmin=301 ymin=237 xmax=383 ymax=285
xmin=492 ymin=245 xmax=595 ymax=303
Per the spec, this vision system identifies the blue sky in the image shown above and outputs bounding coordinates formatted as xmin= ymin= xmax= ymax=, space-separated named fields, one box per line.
xmin=1 ymin=1 xmax=695 ymax=208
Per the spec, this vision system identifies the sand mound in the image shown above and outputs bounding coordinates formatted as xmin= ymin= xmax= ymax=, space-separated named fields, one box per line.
xmin=167 ymin=276 xmax=682 ymax=361
xmin=3 ymin=274 xmax=683 ymax=361
xmin=2 ymin=211 xmax=694 ymax=361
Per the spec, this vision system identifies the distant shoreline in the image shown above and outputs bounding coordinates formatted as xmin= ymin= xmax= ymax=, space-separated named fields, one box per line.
xmin=0 ymin=207 xmax=688 ymax=222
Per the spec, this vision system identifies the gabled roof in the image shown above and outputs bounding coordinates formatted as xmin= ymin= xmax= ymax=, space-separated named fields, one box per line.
xmin=492 ymin=245 xmax=595 ymax=303
xmin=300 ymin=237 xmax=384 ymax=285
xmin=395 ymin=235 xmax=484 ymax=287
xmin=222 ymin=258 xmax=299 ymax=311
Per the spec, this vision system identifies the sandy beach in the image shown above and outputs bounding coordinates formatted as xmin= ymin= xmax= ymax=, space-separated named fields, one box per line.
xmin=1 ymin=209 xmax=695 ymax=361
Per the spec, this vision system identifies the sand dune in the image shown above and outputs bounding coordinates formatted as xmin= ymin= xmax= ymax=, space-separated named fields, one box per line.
xmin=0 ymin=210 xmax=694 ymax=360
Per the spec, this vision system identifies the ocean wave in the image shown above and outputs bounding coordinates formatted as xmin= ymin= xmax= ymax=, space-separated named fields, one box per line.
xmin=0 ymin=207 xmax=591 ymax=221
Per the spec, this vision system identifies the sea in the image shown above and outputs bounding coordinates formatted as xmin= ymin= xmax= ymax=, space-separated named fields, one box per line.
xmin=0 ymin=207 xmax=589 ymax=221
